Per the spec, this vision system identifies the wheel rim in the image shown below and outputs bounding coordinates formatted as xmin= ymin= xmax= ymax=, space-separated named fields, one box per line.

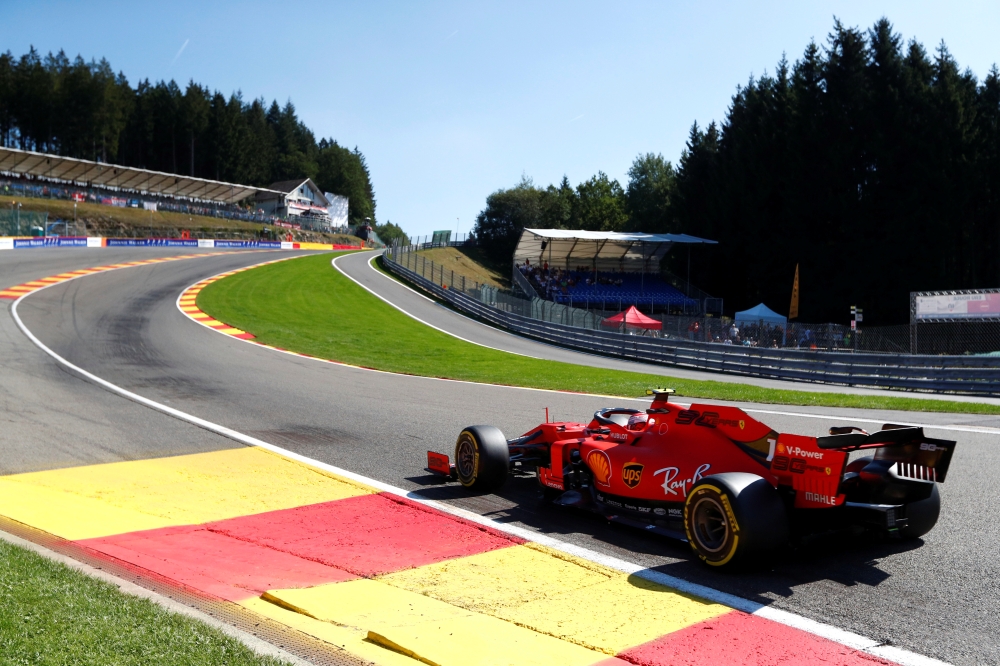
xmin=691 ymin=496 xmax=729 ymax=553
xmin=456 ymin=436 xmax=476 ymax=478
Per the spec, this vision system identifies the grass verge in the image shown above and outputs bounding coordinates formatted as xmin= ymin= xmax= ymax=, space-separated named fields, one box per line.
xmin=197 ymin=253 xmax=1000 ymax=414
xmin=414 ymin=246 xmax=511 ymax=288
xmin=0 ymin=539 xmax=289 ymax=665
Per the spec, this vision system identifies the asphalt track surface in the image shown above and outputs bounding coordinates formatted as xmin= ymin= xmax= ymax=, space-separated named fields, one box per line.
xmin=2 ymin=247 xmax=998 ymax=665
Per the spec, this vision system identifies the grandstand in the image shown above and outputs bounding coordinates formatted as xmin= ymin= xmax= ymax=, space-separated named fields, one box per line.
xmin=512 ymin=229 xmax=718 ymax=315
xmin=0 ymin=146 xmax=290 ymax=228
xmin=548 ymin=270 xmax=696 ymax=309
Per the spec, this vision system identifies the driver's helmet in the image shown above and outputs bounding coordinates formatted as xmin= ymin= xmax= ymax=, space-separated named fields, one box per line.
xmin=626 ymin=413 xmax=649 ymax=431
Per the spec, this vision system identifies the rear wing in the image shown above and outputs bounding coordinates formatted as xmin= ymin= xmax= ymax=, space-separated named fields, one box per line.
xmin=817 ymin=426 xmax=956 ymax=482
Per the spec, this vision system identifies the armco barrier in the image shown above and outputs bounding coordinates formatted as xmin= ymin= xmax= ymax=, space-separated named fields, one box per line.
xmin=382 ymin=250 xmax=1000 ymax=396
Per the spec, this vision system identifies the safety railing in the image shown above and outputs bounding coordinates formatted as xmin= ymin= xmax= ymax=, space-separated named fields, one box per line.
xmin=383 ymin=246 xmax=1000 ymax=396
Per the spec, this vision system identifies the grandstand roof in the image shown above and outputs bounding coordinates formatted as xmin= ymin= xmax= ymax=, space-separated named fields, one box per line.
xmin=514 ymin=228 xmax=717 ymax=271
xmin=0 ymin=146 xmax=282 ymax=204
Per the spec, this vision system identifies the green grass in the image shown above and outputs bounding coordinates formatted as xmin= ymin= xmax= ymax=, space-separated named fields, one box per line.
xmin=413 ymin=246 xmax=509 ymax=288
xmin=196 ymin=253 xmax=1000 ymax=415
xmin=0 ymin=540 xmax=290 ymax=666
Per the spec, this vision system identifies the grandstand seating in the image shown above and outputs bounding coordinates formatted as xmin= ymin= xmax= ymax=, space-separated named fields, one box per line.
xmin=524 ymin=268 xmax=699 ymax=310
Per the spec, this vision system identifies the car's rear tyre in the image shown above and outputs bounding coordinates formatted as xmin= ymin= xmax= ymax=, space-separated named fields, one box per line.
xmin=900 ymin=484 xmax=940 ymax=539
xmin=684 ymin=473 xmax=788 ymax=568
xmin=455 ymin=426 xmax=509 ymax=493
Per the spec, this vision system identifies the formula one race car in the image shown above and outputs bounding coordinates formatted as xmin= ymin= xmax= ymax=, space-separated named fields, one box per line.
xmin=426 ymin=390 xmax=956 ymax=568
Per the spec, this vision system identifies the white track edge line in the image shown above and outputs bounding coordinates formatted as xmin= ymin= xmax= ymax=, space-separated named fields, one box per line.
xmin=10 ymin=260 xmax=948 ymax=666
xmin=354 ymin=253 xmax=997 ymax=436
xmin=175 ymin=257 xmax=637 ymax=402
xmin=186 ymin=259 xmax=996 ymax=434
xmin=331 ymin=253 xmax=542 ymax=359
xmin=364 ymin=252 xmax=1000 ymax=413
xmin=361 ymin=251 xmax=581 ymax=352
xmin=355 ymin=254 xmax=995 ymax=435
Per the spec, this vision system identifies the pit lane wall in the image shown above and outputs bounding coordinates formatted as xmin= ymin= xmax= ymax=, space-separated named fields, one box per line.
xmin=382 ymin=249 xmax=1000 ymax=397
xmin=0 ymin=236 xmax=361 ymax=251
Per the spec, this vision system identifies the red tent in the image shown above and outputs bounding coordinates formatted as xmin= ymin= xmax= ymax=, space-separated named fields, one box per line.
xmin=602 ymin=305 xmax=662 ymax=330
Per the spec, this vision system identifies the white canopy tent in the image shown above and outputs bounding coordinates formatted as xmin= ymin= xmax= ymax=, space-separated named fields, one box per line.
xmin=513 ymin=228 xmax=717 ymax=273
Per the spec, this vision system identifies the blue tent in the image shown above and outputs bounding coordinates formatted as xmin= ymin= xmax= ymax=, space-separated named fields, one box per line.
xmin=734 ymin=303 xmax=787 ymax=326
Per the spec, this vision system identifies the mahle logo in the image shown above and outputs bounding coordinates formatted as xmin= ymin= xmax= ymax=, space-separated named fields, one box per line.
xmin=622 ymin=462 xmax=644 ymax=488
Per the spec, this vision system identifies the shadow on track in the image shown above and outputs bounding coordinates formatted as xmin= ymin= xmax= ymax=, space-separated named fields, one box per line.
xmin=406 ymin=472 xmax=924 ymax=608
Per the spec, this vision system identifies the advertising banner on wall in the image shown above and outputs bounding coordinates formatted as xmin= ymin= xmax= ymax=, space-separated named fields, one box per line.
xmin=214 ymin=240 xmax=282 ymax=249
xmin=106 ymin=238 xmax=199 ymax=247
xmin=913 ymin=291 xmax=1000 ymax=320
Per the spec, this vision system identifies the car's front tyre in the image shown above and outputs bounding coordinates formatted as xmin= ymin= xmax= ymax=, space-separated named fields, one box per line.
xmin=454 ymin=426 xmax=509 ymax=493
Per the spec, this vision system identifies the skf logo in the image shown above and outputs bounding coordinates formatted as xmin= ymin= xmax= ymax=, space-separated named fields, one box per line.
xmin=739 ymin=420 xmax=745 ymax=430
xmin=622 ymin=462 xmax=644 ymax=489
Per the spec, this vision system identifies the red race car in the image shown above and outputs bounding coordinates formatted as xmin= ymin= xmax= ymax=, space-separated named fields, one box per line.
xmin=426 ymin=390 xmax=956 ymax=568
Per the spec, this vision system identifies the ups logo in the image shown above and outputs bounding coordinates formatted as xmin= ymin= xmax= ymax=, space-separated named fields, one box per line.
xmin=622 ymin=462 xmax=644 ymax=489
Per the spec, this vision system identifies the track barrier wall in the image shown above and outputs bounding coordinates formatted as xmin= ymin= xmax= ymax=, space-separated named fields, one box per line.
xmin=383 ymin=246 xmax=1000 ymax=397
xmin=0 ymin=236 xmax=361 ymax=251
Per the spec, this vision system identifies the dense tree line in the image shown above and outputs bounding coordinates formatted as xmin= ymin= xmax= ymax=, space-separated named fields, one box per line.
xmin=476 ymin=18 xmax=1000 ymax=324
xmin=0 ymin=47 xmax=377 ymax=226
xmin=374 ymin=221 xmax=408 ymax=245
xmin=474 ymin=158 xmax=674 ymax=264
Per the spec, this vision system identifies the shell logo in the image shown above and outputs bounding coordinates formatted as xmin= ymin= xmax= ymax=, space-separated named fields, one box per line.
xmin=586 ymin=450 xmax=613 ymax=488
xmin=777 ymin=443 xmax=786 ymax=454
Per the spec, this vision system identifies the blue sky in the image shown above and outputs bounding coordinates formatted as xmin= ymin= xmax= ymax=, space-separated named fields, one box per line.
xmin=6 ymin=1 xmax=1000 ymax=237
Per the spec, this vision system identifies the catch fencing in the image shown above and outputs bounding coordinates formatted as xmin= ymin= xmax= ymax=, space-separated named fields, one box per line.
xmin=0 ymin=209 xmax=47 ymax=236
xmin=384 ymin=245 xmax=1000 ymax=396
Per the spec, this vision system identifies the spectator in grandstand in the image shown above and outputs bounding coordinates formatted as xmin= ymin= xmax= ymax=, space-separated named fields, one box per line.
xmin=687 ymin=320 xmax=701 ymax=341
xmin=728 ymin=322 xmax=739 ymax=343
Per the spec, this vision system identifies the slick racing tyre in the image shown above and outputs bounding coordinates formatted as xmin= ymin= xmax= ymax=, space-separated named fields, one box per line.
xmin=455 ymin=426 xmax=509 ymax=493
xmin=900 ymin=483 xmax=940 ymax=539
xmin=684 ymin=473 xmax=788 ymax=568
